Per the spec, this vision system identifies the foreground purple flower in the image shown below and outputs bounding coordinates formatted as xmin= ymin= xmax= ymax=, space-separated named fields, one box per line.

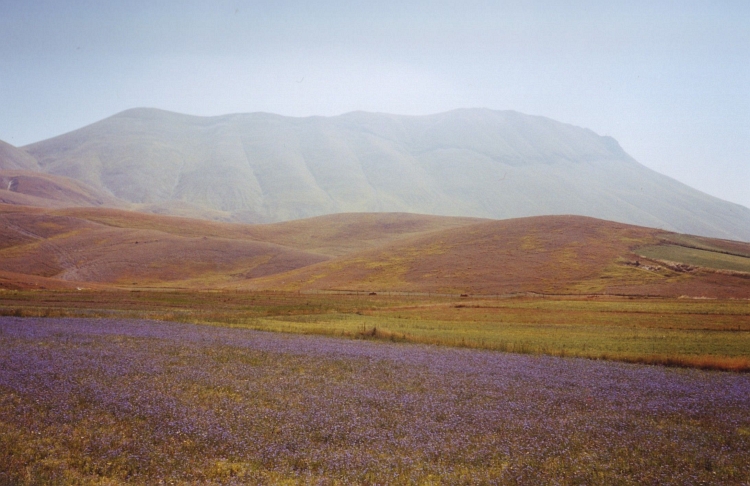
xmin=0 ymin=317 xmax=748 ymax=484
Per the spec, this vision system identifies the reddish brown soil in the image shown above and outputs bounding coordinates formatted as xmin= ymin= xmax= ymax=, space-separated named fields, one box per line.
xmin=0 ymin=204 xmax=328 ymax=287
xmin=242 ymin=215 xmax=750 ymax=298
xmin=53 ymin=208 xmax=483 ymax=257
xmin=2 ymin=205 xmax=749 ymax=297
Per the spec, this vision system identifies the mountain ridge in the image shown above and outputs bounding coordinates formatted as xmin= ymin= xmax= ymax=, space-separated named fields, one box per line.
xmin=11 ymin=107 xmax=750 ymax=241
xmin=0 ymin=140 xmax=39 ymax=170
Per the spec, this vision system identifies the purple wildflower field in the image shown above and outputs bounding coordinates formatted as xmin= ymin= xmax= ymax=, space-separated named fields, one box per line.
xmin=0 ymin=317 xmax=748 ymax=484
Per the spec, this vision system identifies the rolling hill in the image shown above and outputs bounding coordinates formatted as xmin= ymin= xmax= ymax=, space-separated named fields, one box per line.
xmin=1 ymin=206 xmax=748 ymax=297
xmin=0 ymin=170 xmax=127 ymax=208
xmin=0 ymin=205 xmax=328 ymax=289
xmin=18 ymin=108 xmax=750 ymax=242
xmin=0 ymin=206 xmax=479 ymax=289
xmin=239 ymin=215 xmax=750 ymax=298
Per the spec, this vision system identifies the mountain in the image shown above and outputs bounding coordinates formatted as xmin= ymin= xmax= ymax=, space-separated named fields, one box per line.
xmin=2 ymin=206 xmax=749 ymax=297
xmin=20 ymin=108 xmax=750 ymax=241
xmin=0 ymin=140 xmax=38 ymax=170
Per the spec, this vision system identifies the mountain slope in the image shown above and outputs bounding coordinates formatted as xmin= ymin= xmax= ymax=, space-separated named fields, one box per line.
xmin=0 ymin=206 xmax=480 ymax=288
xmin=23 ymin=108 xmax=750 ymax=241
xmin=0 ymin=205 xmax=328 ymax=288
xmin=49 ymin=208 xmax=483 ymax=257
xmin=0 ymin=140 xmax=38 ymax=170
xmin=240 ymin=215 xmax=750 ymax=298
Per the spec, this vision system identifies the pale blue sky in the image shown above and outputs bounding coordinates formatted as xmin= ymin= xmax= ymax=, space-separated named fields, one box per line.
xmin=1 ymin=0 xmax=748 ymax=208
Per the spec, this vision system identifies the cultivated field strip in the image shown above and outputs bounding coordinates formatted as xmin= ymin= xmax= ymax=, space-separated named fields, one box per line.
xmin=1 ymin=290 xmax=748 ymax=371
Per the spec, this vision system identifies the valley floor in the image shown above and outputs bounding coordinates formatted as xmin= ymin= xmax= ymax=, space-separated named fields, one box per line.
xmin=1 ymin=290 xmax=748 ymax=371
xmin=1 ymin=317 xmax=749 ymax=484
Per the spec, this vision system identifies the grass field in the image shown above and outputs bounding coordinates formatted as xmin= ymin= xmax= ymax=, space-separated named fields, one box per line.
xmin=1 ymin=289 xmax=748 ymax=372
xmin=637 ymin=244 xmax=750 ymax=273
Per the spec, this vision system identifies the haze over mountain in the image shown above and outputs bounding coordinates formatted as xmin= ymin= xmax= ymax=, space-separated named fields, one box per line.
xmin=12 ymin=108 xmax=750 ymax=242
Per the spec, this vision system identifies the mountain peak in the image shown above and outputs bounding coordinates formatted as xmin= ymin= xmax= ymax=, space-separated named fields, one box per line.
xmin=0 ymin=139 xmax=39 ymax=171
xmin=110 ymin=107 xmax=198 ymax=121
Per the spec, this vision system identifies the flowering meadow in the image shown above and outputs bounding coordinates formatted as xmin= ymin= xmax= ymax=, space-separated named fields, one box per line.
xmin=0 ymin=317 xmax=748 ymax=484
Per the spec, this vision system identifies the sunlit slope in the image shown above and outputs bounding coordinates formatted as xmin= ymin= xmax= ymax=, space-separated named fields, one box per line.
xmin=0 ymin=170 xmax=127 ymax=208
xmin=23 ymin=108 xmax=750 ymax=241
xmin=241 ymin=215 xmax=750 ymax=298
xmin=50 ymin=208 xmax=482 ymax=257
xmin=0 ymin=205 xmax=328 ymax=287
xmin=0 ymin=206 xmax=480 ymax=287
xmin=2 ymin=204 xmax=748 ymax=296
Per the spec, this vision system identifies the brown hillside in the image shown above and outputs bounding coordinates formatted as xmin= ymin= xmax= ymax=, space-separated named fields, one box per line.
xmin=0 ymin=205 xmax=328 ymax=287
xmin=50 ymin=208 xmax=482 ymax=257
xmin=0 ymin=206 xmax=478 ymax=288
xmin=239 ymin=212 xmax=485 ymax=257
xmin=0 ymin=170 xmax=126 ymax=208
xmin=239 ymin=215 xmax=750 ymax=298
xmin=2 ymin=206 xmax=748 ymax=297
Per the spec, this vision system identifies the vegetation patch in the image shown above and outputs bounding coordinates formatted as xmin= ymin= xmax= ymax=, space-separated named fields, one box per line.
xmin=0 ymin=290 xmax=748 ymax=372
xmin=1 ymin=317 xmax=749 ymax=484
xmin=637 ymin=244 xmax=750 ymax=273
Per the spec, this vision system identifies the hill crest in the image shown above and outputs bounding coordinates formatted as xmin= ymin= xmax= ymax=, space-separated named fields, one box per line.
xmin=1 ymin=207 xmax=748 ymax=298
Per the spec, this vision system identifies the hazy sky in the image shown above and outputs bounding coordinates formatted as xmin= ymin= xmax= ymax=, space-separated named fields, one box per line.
xmin=1 ymin=0 xmax=748 ymax=208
